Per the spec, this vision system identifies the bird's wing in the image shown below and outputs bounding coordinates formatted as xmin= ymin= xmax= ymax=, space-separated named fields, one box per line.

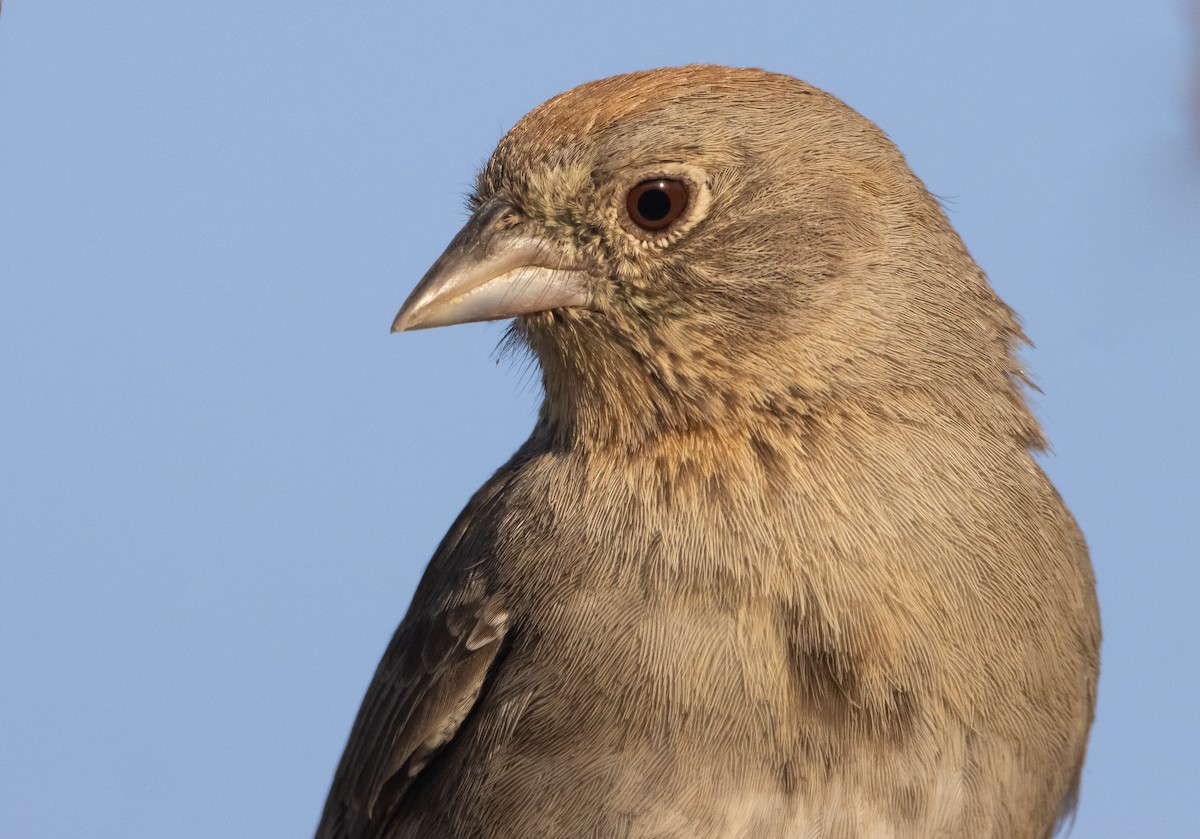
xmin=316 ymin=450 xmax=531 ymax=839
xmin=315 ymin=594 xmax=509 ymax=838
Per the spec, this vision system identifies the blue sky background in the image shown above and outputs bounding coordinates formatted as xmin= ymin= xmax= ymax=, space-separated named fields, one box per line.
xmin=2 ymin=3 xmax=1198 ymax=837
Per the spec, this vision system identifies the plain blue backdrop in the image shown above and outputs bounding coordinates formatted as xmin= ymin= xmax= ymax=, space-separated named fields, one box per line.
xmin=2 ymin=2 xmax=1197 ymax=837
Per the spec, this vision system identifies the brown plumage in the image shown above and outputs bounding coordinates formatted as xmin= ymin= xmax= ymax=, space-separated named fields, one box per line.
xmin=316 ymin=65 xmax=1100 ymax=839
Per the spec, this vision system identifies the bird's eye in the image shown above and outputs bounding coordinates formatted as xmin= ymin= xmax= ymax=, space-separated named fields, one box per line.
xmin=625 ymin=179 xmax=689 ymax=231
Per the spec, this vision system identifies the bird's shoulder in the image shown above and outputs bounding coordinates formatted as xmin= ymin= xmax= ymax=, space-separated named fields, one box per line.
xmin=315 ymin=447 xmax=538 ymax=838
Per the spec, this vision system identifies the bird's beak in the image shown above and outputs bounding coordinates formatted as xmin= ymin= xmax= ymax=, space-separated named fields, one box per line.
xmin=392 ymin=196 xmax=593 ymax=332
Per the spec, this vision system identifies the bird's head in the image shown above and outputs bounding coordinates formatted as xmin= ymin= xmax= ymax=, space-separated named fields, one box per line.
xmin=394 ymin=66 xmax=1040 ymax=450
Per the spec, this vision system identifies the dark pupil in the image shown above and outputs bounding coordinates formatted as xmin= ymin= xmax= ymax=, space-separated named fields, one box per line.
xmin=636 ymin=188 xmax=672 ymax=221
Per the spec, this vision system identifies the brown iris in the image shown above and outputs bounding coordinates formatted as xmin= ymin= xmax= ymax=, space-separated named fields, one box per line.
xmin=625 ymin=179 xmax=689 ymax=231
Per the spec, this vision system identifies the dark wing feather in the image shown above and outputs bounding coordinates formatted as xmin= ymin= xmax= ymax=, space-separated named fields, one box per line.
xmin=315 ymin=597 xmax=508 ymax=839
xmin=316 ymin=449 xmax=530 ymax=839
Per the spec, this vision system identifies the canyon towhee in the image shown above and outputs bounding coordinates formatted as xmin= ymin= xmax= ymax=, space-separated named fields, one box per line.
xmin=317 ymin=65 xmax=1100 ymax=839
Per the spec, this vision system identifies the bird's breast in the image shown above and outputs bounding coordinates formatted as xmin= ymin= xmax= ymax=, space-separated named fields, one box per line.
xmin=434 ymin=425 xmax=1093 ymax=837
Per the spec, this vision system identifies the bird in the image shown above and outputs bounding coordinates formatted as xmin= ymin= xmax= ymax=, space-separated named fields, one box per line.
xmin=316 ymin=65 xmax=1100 ymax=839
